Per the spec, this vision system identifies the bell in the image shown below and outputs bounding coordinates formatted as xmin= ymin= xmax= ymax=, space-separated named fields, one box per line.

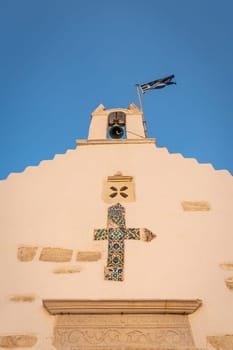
xmin=109 ymin=125 xmax=124 ymax=139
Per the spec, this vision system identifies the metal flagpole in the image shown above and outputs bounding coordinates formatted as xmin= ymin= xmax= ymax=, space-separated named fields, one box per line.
xmin=136 ymin=84 xmax=148 ymax=137
xmin=136 ymin=84 xmax=143 ymax=112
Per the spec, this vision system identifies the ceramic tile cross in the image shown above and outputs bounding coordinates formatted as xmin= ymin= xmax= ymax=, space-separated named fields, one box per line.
xmin=94 ymin=203 xmax=156 ymax=281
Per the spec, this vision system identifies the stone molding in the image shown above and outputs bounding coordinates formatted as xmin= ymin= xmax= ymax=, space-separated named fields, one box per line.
xmin=43 ymin=299 xmax=202 ymax=315
xmin=76 ymin=138 xmax=156 ymax=146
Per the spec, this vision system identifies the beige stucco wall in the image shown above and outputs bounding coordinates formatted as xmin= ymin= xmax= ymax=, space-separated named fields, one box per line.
xmin=0 ymin=108 xmax=233 ymax=349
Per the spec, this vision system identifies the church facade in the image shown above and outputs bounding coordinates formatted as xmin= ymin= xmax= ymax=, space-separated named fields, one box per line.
xmin=0 ymin=103 xmax=233 ymax=349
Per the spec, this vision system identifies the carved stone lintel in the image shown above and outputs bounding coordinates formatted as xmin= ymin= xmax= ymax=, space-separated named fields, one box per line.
xmin=53 ymin=314 xmax=198 ymax=350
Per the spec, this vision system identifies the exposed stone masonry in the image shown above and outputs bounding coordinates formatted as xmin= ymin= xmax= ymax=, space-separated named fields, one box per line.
xmin=225 ymin=277 xmax=233 ymax=290
xmin=17 ymin=247 xmax=38 ymax=261
xmin=207 ymin=335 xmax=233 ymax=350
xmin=76 ymin=251 xmax=102 ymax=261
xmin=219 ymin=263 xmax=233 ymax=270
xmin=9 ymin=295 xmax=35 ymax=302
xmin=181 ymin=201 xmax=210 ymax=211
xmin=17 ymin=246 xmax=102 ymax=264
xmin=0 ymin=335 xmax=37 ymax=348
xmin=53 ymin=266 xmax=82 ymax=274
xmin=39 ymin=247 xmax=73 ymax=262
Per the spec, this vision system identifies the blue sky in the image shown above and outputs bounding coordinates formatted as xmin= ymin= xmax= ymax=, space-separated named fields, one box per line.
xmin=0 ymin=0 xmax=232 ymax=179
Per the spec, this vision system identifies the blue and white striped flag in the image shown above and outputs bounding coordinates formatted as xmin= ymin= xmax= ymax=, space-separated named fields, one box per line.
xmin=139 ymin=75 xmax=176 ymax=94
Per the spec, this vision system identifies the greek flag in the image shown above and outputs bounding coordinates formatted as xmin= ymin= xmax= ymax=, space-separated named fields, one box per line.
xmin=139 ymin=75 xmax=176 ymax=94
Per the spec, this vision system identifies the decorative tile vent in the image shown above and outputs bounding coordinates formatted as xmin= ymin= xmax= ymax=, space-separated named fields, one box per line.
xmin=103 ymin=172 xmax=135 ymax=203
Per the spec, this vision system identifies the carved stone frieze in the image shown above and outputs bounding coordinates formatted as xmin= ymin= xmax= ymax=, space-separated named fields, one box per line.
xmin=53 ymin=314 xmax=197 ymax=350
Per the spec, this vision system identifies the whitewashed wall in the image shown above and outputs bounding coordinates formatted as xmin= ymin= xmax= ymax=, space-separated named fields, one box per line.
xmin=0 ymin=106 xmax=233 ymax=350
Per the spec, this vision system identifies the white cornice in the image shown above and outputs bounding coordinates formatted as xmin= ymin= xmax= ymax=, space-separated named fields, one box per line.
xmin=76 ymin=138 xmax=156 ymax=146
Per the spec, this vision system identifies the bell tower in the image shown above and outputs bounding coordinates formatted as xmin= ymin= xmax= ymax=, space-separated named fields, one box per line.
xmin=87 ymin=103 xmax=147 ymax=140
